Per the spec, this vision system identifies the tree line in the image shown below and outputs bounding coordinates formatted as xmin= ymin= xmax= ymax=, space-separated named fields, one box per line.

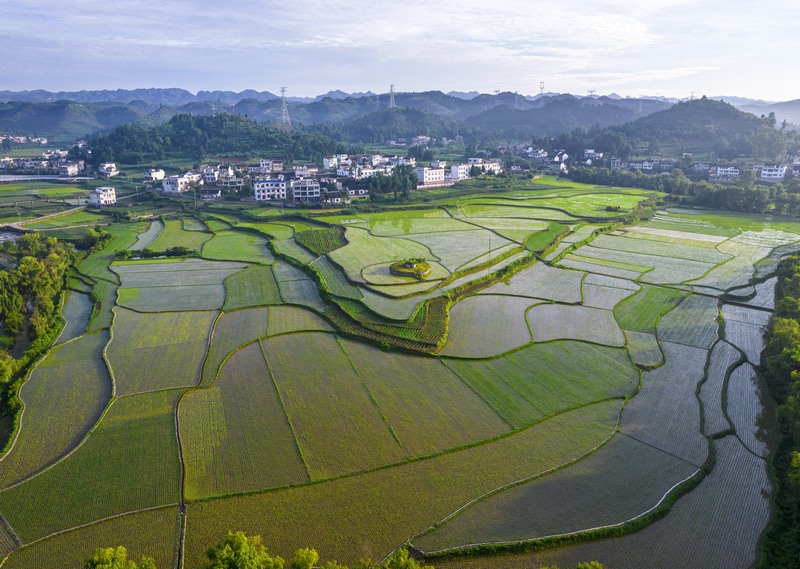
xmin=84 ymin=532 xmax=605 ymax=569
xmin=761 ymin=255 xmax=800 ymax=568
xmin=568 ymin=165 xmax=800 ymax=216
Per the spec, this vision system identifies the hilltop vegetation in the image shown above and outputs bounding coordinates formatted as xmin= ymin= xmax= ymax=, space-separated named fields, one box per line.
xmin=85 ymin=113 xmax=346 ymax=164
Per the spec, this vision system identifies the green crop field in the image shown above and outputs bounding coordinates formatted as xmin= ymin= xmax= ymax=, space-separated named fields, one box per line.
xmin=2 ymin=506 xmax=179 ymax=569
xmin=181 ymin=343 xmax=309 ymax=499
xmin=202 ymin=231 xmax=273 ymax=264
xmin=24 ymin=210 xmax=110 ymax=230
xmin=223 ymin=265 xmax=282 ymax=309
xmin=183 ymin=400 xmax=621 ymax=567
xmin=414 ymin=435 xmax=697 ymax=552
xmin=201 ymin=307 xmax=269 ymax=386
xmin=262 ymin=332 xmax=406 ymax=479
xmin=0 ymin=332 xmax=112 ymax=489
xmin=340 ymin=338 xmax=509 ymax=455
xmin=149 ymin=219 xmax=212 ymax=252
xmin=444 ymin=341 xmax=638 ymax=428
xmin=3 ymin=188 xmax=794 ymax=569
xmin=107 ymin=309 xmax=216 ymax=395
xmin=0 ymin=389 xmax=182 ymax=542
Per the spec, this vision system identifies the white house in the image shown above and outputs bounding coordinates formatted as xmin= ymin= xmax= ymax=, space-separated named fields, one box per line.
xmin=449 ymin=164 xmax=471 ymax=181
xmin=760 ymin=165 xmax=787 ymax=181
xmin=323 ymin=156 xmax=339 ymax=170
xmin=145 ymin=168 xmax=165 ymax=182
xmin=415 ymin=167 xmax=446 ymax=185
xmin=254 ymin=178 xmax=288 ymax=201
xmin=259 ymin=159 xmax=284 ymax=174
xmin=291 ymin=178 xmax=321 ymax=203
xmin=59 ymin=163 xmax=79 ymax=177
xmin=712 ymin=166 xmax=740 ymax=180
xmin=89 ymin=186 xmax=116 ymax=206
xmin=97 ymin=163 xmax=119 ymax=177
xmin=162 ymin=175 xmax=191 ymax=193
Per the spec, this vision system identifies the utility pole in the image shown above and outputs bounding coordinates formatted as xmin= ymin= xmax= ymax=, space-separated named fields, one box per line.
xmin=280 ymin=87 xmax=291 ymax=125
xmin=389 ymin=84 xmax=396 ymax=109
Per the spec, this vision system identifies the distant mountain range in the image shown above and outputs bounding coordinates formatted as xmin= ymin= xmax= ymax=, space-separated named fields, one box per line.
xmin=0 ymin=88 xmax=796 ymax=145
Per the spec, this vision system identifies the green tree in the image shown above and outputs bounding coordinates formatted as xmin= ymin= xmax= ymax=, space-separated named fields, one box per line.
xmin=205 ymin=531 xmax=284 ymax=569
xmin=290 ymin=548 xmax=319 ymax=569
xmin=382 ymin=548 xmax=432 ymax=569
xmin=85 ymin=546 xmax=156 ymax=569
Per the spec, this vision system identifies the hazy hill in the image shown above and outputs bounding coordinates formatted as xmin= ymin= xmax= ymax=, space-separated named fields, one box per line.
xmin=615 ymin=97 xmax=787 ymax=159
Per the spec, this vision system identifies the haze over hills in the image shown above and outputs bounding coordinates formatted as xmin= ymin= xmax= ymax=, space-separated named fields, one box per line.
xmin=0 ymin=88 xmax=796 ymax=147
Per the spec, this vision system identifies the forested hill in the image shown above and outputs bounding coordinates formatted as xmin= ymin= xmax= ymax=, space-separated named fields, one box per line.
xmin=614 ymin=97 xmax=788 ymax=160
xmin=87 ymin=113 xmax=346 ymax=164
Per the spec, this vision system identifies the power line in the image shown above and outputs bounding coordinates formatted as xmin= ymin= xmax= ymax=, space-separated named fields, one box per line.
xmin=280 ymin=87 xmax=291 ymax=125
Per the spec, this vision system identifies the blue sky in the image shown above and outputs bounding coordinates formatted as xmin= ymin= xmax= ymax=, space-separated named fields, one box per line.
xmin=3 ymin=0 xmax=798 ymax=101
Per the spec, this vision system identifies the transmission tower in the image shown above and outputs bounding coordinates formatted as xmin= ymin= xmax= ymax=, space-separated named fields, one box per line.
xmin=587 ymin=89 xmax=596 ymax=96
xmin=389 ymin=84 xmax=396 ymax=109
xmin=539 ymin=81 xmax=545 ymax=96
xmin=280 ymin=87 xmax=291 ymax=125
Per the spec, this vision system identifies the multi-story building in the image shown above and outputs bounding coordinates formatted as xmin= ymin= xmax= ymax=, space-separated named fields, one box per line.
xmin=415 ymin=167 xmax=446 ymax=185
xmin=145 ymin=168 xmax=165 ymax=182
xmin=162 ymin=175 xmax=191 ymax=193
xmin=89 ymin=186 xmax=116 ymax=206
xmin=59 ymin=163 xmax=79 ymax=177
xmin=97 ymin=163 xmax=119 ymax=177
xmin=449 ymin=164 xmax=471 ymax=181
xmin=760 ymin=165 xmax=787 ymax=181
xmin=253 ymin=178 xmax=288 ymax=201
xmin=291 ymin=178 xmax=321 ymax=203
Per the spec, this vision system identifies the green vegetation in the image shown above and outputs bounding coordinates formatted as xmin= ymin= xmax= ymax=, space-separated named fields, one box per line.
xmin=203 ymin=231 xmax=273 ymax=264
xmin=223 ymin=265 xmax=282 ymax=310
xmin=148 ymin=219 xmax=212 ymax=252
xmin=84 ymin=546 xmax=156 ymax=569
xmin=295 ymin=227 xmax=348 ymax=256
xmin=613 ymin=284 xmax=687 ymax=333
xmin=201 ymin=308 xmax=269 ymax=386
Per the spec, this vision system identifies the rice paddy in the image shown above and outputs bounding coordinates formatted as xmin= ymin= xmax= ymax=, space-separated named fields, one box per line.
xmin=1 ymin=191 xmax=791 ymax=569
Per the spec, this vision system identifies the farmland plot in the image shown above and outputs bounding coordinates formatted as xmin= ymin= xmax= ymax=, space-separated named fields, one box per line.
xmin=236 ymin=221 xmax=294 ymax=240
xmin=688 ymin=239 xmax=771 ymax=291
xmin=274 ymin=237 xmax=317 ymax=265
xmin=656 ymin=294 xmax=719 ymax=350
xmin=223 ymin=265 xmax=282 ymax=310
xmin=590 ymin=233 xmax=731 ymax=264
xmin=330 ymin=227 xmax=436 ymax=284
xmin=560 ymin=224 xmax=603 ymax=244
xmin=341 ymin=339 xmax=509 ymax=456
xmin=527 ymin=304 xmax=625 ymax=347
xmin=361 ymin=261 xmax=449 ymax=286
xmin=440 ymin=252 xmax=531 ymax=294
xmin=441 ymin=296 xmax=537 ymax=358
xmin=623 ymin=224 xmax=729 ymax=245
xmin=108 ymin=309 xmax=215 ymax=395
xmin=311 ymin=256 xmax=363 ymax=300
xmin=266 ymin=306 xmax=332 ymax=336
xmin=361 ymin=288 xmax=442 ymax=321
xmin=363 ymin=210 xmax=473 ymax=237
xmin=480 ymin=262 xmax=584 ymax=304
xmin=444 ymin=342 xmax=637 ymax=427
xmin=183 ymin=217 xmax=207 ymax=231
xmin=558 ymin=256 xmax=644 ymax=281
xmin=201 ymin=307 xmax=269 ymax=386
xmin=183 ymin=401 xmax=621 ymax=568
xmin=583 ymin=279 xmax=639 ymax=310
xmin=414 ymin=435 xmax=697 ymax=553
xmin=699 ymin=341 xmax=742 ymax=436
xmin=614 ymin=284 xmax=686 ymax=333
xmin=181 ymin=343 xmax=309 ymax=499
xmin=364 ymin=280 xmax=440 ymax=298
xmin=0 ymin=332 xmax=111 ymax=488
xmin=114 ymin=259 xmax=246 ymax=312
xmin=457 ymin=243 xmax=522 ymax=271
xmin=57 ymin=291 xmax=93 ymax=344
xmin=567 ymin=244 xmax=716 ymax=284
xmin=0 ymin=390 xmax=181 ymax=542
xmin=404 ymin=230 xmax=512 ymax=271
xmin=726 ymin=364 xmax=775 ymax=458
xmin=621 ymin=342 xmax=709 ymax=466
xmin=624 ymin=331 xmax=663 ymax=369
xmin=721 ymin=304 xmax=770 ymax=365
xmin=202 ymin=231 xmax=273 ymax=264
xmin=464 ymin=218 xmax=549 ymax=243
xmin=272 ymin=261 xmax=327 ymax=312
xmin=742 ymin=276 xmax=777 ymax=309
xmin=531 ymin=437 xmax=771 ymax=569
xmin=2 ymin=506 xmax=178 ymax=569
xmin=261 ymin=333 xmax=406 ymax=479
xmin=149 ymin=219 xmax=212 ymax=252
xmin=459 ymin=204 xmax=578 ymax=222
xmin=129 ymin=219 xmax=164 ymax=251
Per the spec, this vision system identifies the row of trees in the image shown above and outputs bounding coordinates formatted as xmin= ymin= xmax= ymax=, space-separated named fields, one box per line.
xmin=569 ymin=165 xmax=800 ymax=216
xmin=760 ymin=256 xmax=800 ymax=568
xmin=85 ymin=533 xmax=605 ymax=569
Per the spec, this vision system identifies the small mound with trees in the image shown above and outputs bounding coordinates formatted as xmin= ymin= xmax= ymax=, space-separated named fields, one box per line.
xmin=390 ymin=258 xmax=431 ymax=280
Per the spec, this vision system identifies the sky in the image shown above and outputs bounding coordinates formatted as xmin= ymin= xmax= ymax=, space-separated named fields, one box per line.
xmin=3 ymin=0 xmax=799 ymax=102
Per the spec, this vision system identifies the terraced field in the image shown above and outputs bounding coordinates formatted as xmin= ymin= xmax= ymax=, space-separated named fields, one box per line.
xmin=0 ymin=190 xmax=791 ymax=569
